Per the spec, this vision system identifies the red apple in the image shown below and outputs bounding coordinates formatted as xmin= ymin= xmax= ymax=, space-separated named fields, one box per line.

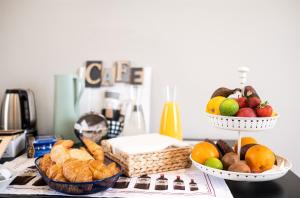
xmin=236 ymin=108 xmax=257 ymax=117
xmin=248 ymin=97 xmax=261 ymax=108
xmin=236 ymin=97 xmax=248 ymax=108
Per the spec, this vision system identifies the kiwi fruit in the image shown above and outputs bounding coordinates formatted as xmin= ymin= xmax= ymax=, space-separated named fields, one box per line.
xmin=228 ymin=161 xmax=251 ymax=173
xmin=240 ymin=143 xmax=257 ymax=160
xmin=221 ymin=152 xmax=239 ymax=170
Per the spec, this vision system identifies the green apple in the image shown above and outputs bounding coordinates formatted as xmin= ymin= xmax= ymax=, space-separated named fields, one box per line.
xmin=204 ymin=157 xmax=223 ymax=170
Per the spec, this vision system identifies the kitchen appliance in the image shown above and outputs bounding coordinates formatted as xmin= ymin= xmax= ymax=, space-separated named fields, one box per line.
xmin=0 ymin=89 xmax=36 ymax=130
xmin=0 ymin=132 xmax=26 ymax=158
xmin=54 ymin=74 xmax=84 ymax=141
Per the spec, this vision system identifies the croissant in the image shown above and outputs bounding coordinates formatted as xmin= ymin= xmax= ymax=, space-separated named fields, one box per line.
xmin=88 ymin=159 xmax=104 ymax=171
xmin=63 ymin=159 xmax=93 ymax=182
xmin=46 ymin=164 xmax=67 ymax=182
xmin=54 ymin=139 xmax=74 ymax=148
xmin=50 ymin=144 xmax=71 ymax=165
xmin=88 ymin=160 xmax=104 ymax=179
xmin=80 ymin=147 xmax=87 ymax=152
xmin=41 ymin=139 xmax=119 ymax=183
xmin=51 ymin=140 xmax=94 ymax=164
xmin=69 ymin=148 xmax=94 ymax=161
xmin=88 ymin=160 xmax=119 ymax=180
xmin=39 ymin=154 xmax=53 ymax=173
xmin=82 ymin=138 xmax=104 ymax=163
xmin=99 ymin=162 xmax=120 ymax=179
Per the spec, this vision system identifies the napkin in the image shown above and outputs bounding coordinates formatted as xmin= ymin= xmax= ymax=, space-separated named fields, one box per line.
xmin=106 ymin=134 xmax=189 ymax=154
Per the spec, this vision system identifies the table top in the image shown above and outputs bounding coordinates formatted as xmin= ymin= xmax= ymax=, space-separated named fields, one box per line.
xmin=226 ymin=171 xmax=300 ymax=198
xmin=0 ymin=143 xmax=299 ymax=198
xmin=0 ymin=170 xmax=298 ymax=198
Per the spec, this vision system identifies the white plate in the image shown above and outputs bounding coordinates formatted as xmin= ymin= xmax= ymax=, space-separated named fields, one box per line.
xmin=206 ymin=113 xmax=279 ymax=131
xmin=191 ymin=155 xmax=292 ymax=182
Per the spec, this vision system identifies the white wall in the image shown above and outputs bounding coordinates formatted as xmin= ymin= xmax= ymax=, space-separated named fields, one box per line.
xmin=0 ymin=0 xmax=299 ymax=175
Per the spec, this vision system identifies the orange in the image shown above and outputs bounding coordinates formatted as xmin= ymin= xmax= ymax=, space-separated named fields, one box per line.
xmin=191 ymin=142 xmax=219 ymax=164
xmin=245 ymin=144 xmax=275 ymax=173
xmin=234 ymin=137 xmax=257 ymax=153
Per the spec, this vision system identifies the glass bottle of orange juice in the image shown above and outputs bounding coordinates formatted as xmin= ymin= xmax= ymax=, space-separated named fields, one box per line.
xmin=160 ymin=86 xmax=183 ymax=140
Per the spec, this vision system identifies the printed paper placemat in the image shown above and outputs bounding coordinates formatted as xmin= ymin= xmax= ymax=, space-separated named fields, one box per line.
xmin=2 ymin=155 xmax=233 ymax=198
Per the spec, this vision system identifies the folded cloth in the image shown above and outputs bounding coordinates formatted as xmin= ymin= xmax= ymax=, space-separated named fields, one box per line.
xmin=105 ymin=133 xmax=189 ymax=154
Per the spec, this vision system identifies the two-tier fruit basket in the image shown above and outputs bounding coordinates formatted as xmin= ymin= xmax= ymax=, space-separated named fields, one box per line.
xmin=191 ymin=67 xmax=292 ymax=182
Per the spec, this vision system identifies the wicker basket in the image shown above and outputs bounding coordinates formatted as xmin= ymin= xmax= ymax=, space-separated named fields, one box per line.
xmin=101 ymin=140 xmax=192 ymax=177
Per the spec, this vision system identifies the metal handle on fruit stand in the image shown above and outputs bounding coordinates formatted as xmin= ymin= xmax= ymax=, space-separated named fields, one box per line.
xmin=237 ymin=67 xmax=250 ymax=159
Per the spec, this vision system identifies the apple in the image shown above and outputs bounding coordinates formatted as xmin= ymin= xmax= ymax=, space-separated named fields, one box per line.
xmin=236 ymin=108 xmax=257 ymax=117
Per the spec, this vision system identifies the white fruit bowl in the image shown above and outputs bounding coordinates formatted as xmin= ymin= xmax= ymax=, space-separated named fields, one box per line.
xmin=191 ymin=155 xmax=291 ymax=182
xmin=206 ymin=113 xmax=279 ymax=131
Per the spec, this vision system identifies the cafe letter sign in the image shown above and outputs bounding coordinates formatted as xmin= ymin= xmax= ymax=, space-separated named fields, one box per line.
xmin=85 ymin=60 xmax=144 ymax=88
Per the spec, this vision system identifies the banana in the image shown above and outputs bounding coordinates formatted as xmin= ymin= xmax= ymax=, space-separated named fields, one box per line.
xmin=211 ymin=87 xmax=241 ymax=98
